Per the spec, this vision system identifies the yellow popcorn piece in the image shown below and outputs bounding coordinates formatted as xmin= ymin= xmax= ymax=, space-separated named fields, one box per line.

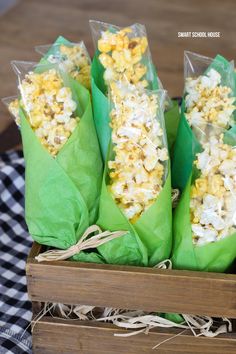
xmin=72 ymin=65 xmax=91 ymax=89
xmin=8 ymin=99 xmax=21 ymax=126
xmin=208 ymin=174 xmax=225 ymax=197
xmin=98 ymin=26 xmax=149 ymax=87
xmin=191 ymin=178 xmax=208 ymax=198
xmin=98 ymin=40 xmax=112 ymax=53
xmin=99 ymin=53 xmax=114 ymax=68
xmin=16 ymin=68 xmax=80 ymax=156
xmin=108 ymin=82 xmax=168 ymax=222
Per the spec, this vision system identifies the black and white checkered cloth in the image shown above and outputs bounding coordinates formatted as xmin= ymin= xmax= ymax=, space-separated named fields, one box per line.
xmin=0 ymin=150 xmax=32 ymax=354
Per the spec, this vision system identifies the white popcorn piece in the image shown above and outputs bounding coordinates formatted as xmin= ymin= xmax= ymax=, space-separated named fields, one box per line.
xmin=207 ymin=68 xmax=221 ymax=87
xmin=192 ymin=224 xmax=217 ymax=239
xmin=219 ymin=159 xmax=236 ymax=176
xmin=200 ymin=210 xmax=225 ymax=231
xmin=186 ymin=110 xmax=204 ymax=127
xmin=54 ymin=112 xmax=71 ymax=124
xmin=122 ymin=203 xmax=143 ymax=220
xmin=103 ymin=67 xmax=116 ymax=83
xmin=117 ymin=126 xmax=142 ymax=141
xmin=135 ymin=167 xmax=149 ymax=184
xmin=203 ymin=194 xmax=222 ymax=211
xmin=196 ymin=149 xmax=211 ymax=174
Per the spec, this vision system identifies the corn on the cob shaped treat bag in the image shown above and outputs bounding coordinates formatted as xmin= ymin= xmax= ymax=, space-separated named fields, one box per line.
xmin=90 ymin=20 xmax=180 ymax=161
xmin=172 ymin=51 xmax=236 ymax=192
xmin=172 ymin=57 xmax=236 ymax=272
xmin=96 ymin=83 xmax=172 ymax=266
xmin=9 ymin=60 xmax=103 ymax=252
xmin=35 ymin=36 xmax=91 ymax=90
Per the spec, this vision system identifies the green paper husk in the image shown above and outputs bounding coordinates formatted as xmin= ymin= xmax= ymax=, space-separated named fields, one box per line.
xmin=20 ymin=75 xmax=103 ymax=250
xmin=91 ymin=61 xmax=173 ymax=266
xmin=90 ymin=30 xmax=178 ymax=267
xmin=91 ymin=59 xmax=173 ymax=266
xmin=91 ymin=53 xmax=110 ymax=161
xmin=95 ymin=137 xmax=172 ymax=266
xmin=171 ymin=101 xmax=202 ymax=191
xmin=171 ymin=54 xmax=236 ymax=192
xmin=171 ymin=53 xmax=236 ymax=272
xmin=172 ymin=176 xmax=236 ymax=272
xmin=91 ymin=51 xmax=180 ymax=161
xmin=164 ymin=100 xmax=180 ymax=153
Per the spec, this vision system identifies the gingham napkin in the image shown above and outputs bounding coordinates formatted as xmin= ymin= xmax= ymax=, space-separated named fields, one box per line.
xmin=0 ymin=150 xmax=32 ymax=354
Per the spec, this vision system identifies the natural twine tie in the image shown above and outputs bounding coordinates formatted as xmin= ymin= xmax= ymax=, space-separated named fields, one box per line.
xmin=36 ymin=188 xmax=180 ymax=263
xmin=35 ymin=224 xmax=127 ymax=262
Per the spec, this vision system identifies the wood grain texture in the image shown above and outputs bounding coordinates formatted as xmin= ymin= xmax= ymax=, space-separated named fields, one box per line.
xmin=1 ymin=0 xmax=236 ymax=98
xmin=0 ymin=0 xmax=236 ymax=145
xmin=27 ymin=243 xmax=236 ymax=318
xmin=32 ymin=317 xmax=236 ymax=354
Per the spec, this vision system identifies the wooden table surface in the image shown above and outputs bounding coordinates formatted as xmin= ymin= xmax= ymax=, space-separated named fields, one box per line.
xmin=0 ymin=0 xmax=235 ymax=150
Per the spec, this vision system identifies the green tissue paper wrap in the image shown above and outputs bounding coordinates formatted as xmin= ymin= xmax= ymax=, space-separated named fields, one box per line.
xmin=172 ymin=176 xmax=236 ymax=272
xmin=172 ymin=54 xmax=236 ymax=272
xmin=172 ymin=54 xmax=235 ymax=192
xmin=20 ymin=77 xmax=103 ymax=250
xmin=91 ymin=50 xmax=173 ymax=266
xmin=164 ymin=100 xmax=180 ymax=153
xmin=95 ymin=152 xmax=172 ymax=266
xmin=91 ymin=53 xmax=110 ymax=160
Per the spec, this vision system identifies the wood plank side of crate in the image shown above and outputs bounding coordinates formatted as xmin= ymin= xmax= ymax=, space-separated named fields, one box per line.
xmin=26 ymin=243 xmax=236 ymax=318
xmin=32 ymin=316 xmax=236 ymax=354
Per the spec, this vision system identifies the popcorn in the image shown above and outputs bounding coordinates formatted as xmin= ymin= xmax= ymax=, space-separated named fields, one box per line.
xmin=108 ymin=82 xmax=168 ymax=223
xmin=97 ymin=26 xmax=149 ymax=87
xmin=185 ymin=68 xmax=236 ymax=132
xmin=47 ymin=43 xmax=91 ymax=89
xmin=191 ymin=136 xmax=236 ymax=245
xmin=9 ymin=99 xmax=21 ymax=126
xmin=10 ymin=68 xmax=79 ymax=156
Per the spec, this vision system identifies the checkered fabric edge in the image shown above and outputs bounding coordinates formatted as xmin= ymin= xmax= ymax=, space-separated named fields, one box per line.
xmin=0 ymin=149 xmax=32 ymax=354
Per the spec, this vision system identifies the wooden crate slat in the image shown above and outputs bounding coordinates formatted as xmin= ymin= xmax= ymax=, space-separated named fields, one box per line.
xmin=32 ymin=317 xmax=236 ymax=354
xmin=26 ymin=243 xmax=236 ymax=318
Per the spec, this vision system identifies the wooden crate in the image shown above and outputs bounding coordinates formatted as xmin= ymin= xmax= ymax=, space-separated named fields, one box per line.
xmin=32 ymin=316 xmax=236 ymax=354
xmin=27 ymin=243 xmax=236 ymax=353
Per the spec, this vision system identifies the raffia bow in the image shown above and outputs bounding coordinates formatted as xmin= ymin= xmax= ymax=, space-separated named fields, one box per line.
xmin=35 ymin=224 xmax=126 ymax=262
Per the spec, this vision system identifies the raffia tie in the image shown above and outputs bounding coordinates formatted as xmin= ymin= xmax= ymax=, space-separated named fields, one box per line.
xmin=35 ymin=225 xmax=127 ymax=262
